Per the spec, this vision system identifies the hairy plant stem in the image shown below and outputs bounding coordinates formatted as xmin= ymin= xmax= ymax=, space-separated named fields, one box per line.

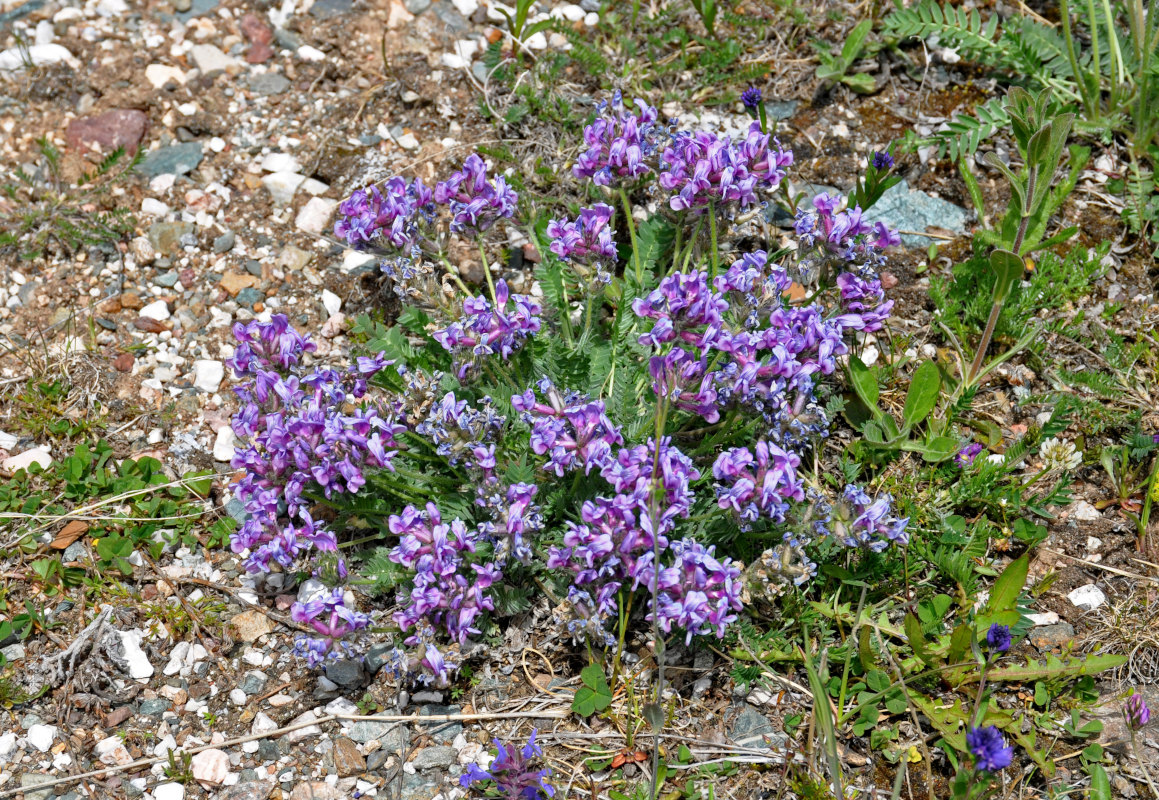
xmin=966 ymin=168 xmax=1036 ymax=384
xmin=438 ymin=253 xmax=472 ymax=295
xmin=620 ymin=187 xmax=644 ymax=284
xmin=1129 ymin=729 xmax=1159 ymax=798
xmin=708 ymin=202 xmax=720 ymax=280
xmin=477 ymin=240 xmax=497 ymax=307
xmin=1059 ymin=0 xmax=1096 ymax=117
xmin=646 ymin=395 xmax=671 ymax=800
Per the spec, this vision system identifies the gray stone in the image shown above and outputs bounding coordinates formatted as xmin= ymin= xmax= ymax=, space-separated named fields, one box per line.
xmin=139 ymin=698 xmax=171 ymax=716
xmin=226 ymin=497 xmax=249 ymax=525
xmin=308 ymin=0 xmax=353 ymax=17
xmin=236 ymin=287 xmax=264 ymax=308
xmin=248 ymin=73 xmax=291 ymax=96
xmin=366 ymin=749 xmax=391 ymax=772
xmin=140 ymin=142 xmax=204 ymax=178
xmin=404 ymin=0 xmax=431 ymax=12
xmin=148 ymin=222 xmax=195 ymax=255
xmin=245 ymin=259 xmax=263 ymax=277
xmin=762 ymin=100 xmax=798 ymax=121
xmin=861 ymin=179 xmax=969 ymax=247
xmin=431 ymin=2 xmax=469 ymax=30
xmin=324 ymin=659 xmax=367 ymax=688
xmin=401 ymin=772 xmax=440 ymax=800
xmin=0 ymin=0 xmax=46 ymax=27
xmin=236 ymin=769 xmax=258 ymax=784
xmin=273 ymin=28 xmax=301 ymax=50
xmin=154 ymin=271 xmax=180 ymax=288
xmin=365 ymin=644 xmax=395 ymax=675
xmin=220 ymin=781 xmax=274 ymax=800
xmin=175 ymin=0 xmax=217 ymax=20
xmin=410 ymin=746 xmax=456 ymax=771
xmin=417 ymin=705 xmax=461 ymax=744
xmin=19 ymin=774 xmax=55 ymax=800
xmin=257 ymin=740 xmax=280 ymax=762
xmin=16 ymin=281 xmax=38 ymax=306
xmin=213 ymin=231 xmax=236 ymax=253
xmin=728 ymin=705 xmax=787 ymax=748
xmin=349 ymin=716 xmax=408 ymax=751
xmin=1029 ymin=622 xmax=1075 ymax=651
xmin=1 ymin=643 xmax=25 ymax=661
xmin=63 ymin=541 xmax=87 ymax=562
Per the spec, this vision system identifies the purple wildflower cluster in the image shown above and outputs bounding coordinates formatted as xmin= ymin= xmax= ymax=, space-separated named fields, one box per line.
xmin=333 ymin=176 xmax=433 ymax=253
xmin=712 ymin=442 xmax=805 ymax=527
xmin=966 ymin=725 xmax=1014 ymax=772
xmin=658 ymin=123 xmax=793 ymax=212
xmin=227 ymin=315 xmax=402 ymax=663
xmin=794 ymin=192 xmax=901 ymax=285
xmin=461 ymin=729 xmax=555 ymax=799
xmin=513 ymin=379 xmax=623 ymax=476
xmin=1127 ymin=693 xmax=1152 ymax=730
xmin=432 ymin=280 xmax=542 ymax=379
xmin=291 ymin=587 xmax=371 ymax=666
xmin=986 ymin=622 xmax=1012 ymax=654
xmin=434 ymin=153 xmax=518 ymax=234
xmin=741 ymin=86 xmax=763 ymax=110
xmin=573 ymin=91 xmax=664 ymax=186
xmin=543 ymin=434 xmax=743 ymax=645
xmin=546 ymin=204 xmax=617 ymax=285
xmin=825 ymin=484 xmax=910 ymax=552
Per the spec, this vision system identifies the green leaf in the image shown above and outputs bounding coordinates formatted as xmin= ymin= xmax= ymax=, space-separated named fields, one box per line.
xmin=920 ymin=435 xmax=960 ymax=462
xmin=901 ymin=360 xmax=941 ymax=429
xmin=182 ymin=470 xmax=214 ymax=498
xmin=572 ymin=664 xmax=613 ymax=716
xmin=842 ymin=72 xmax=877 ymax=94
xmin=986 ymin=553 xmax=1029 ymax=614
xmin=1088 ymin=764 xmax=1111 ymax=800
xmin=841 ymin=19 xmax=873 ymax=64
xmin=905 ymin=612 xmax=938 ymax=667
xmin=847 ymin=355 xmax=879 ymax=409
xmin=990 ymin=248 xmax=1024 ymax=299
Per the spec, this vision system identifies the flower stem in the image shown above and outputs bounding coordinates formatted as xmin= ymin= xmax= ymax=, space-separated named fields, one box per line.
xmin=708 ymin=202 xmax=720 ymax=280
xmin=620 ymin=187 xmax=644 ymax=284
xmin=477 ymin=240 xmax=498 ymax=307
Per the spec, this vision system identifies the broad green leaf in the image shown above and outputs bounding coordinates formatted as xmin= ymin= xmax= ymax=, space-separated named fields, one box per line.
xmin=848 ymin=355 xmax=879 ymax=409
xmin=905 ymin=612 xmax=938 ymax=667
xmin=841 ymin=19 xmax=873 ymax=64
xmin=1089 ymin=764 xmax=1111 ymax=800
xmin=919 ymin=435 xmax=960 ymax=462
xmin=986 ymin=553 xmax=1029 ymax=614
xmin=843 ymin=72 xmax=877 ymax=94
xmin=990 ymin=248 xmax=1024 ymax=299
xmin=901 ymin=360 xmax=941 ymax=429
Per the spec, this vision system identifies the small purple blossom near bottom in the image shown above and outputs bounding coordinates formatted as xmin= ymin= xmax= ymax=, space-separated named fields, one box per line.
xmin=966 ymin=725 xmax=1014 ymax=771
xmin=956 ymin=442 xmax=984 ymax=467
xmin=461 ymin=729 xmax=555 ymax=799
xmin=1127 ymin=693 xmax=1152 ymax=730
xmin=985 ymin=623 xmax=1011 ymax=654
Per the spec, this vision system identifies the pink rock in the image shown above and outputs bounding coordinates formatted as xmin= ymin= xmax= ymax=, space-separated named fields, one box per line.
xmin=66 ymin=109 xmax=148 ymax=155
xmin=246 ymin=42 xmax=275 ymax=64
xmin=190 ymin=748 xmax=230 ymax=784
xmin=240 ymin=13 xmax=273 ymax=45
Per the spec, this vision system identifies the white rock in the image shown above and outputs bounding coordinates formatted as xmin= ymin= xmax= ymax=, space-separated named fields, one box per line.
xmin=1026 ymin=611 xmax=1060 ymax=626
xmin=584 ymin=11 xmax=599 ymax=25
xmin=451 ymin=0 xmax=477 ymax=15
xmin=525 ymin=31 xmax=548 ymax=50
xmin=260 ymin=152 xmax=301 ymax=173
xmin=94 ymin=736 xmax=133 ymax=766
xmin=153 ymin=735 xmax=178 ymax=758
xmin=441 ymin=39 xmax=478 ymax=69
xmin=1072 ymin=500 xmax=1101 ymax=522
xmin=0 ymin=431 xmax=18 ymax=450
xmin=251 ymin=712 xmax=279 ymax=736
xmin=141 ymin=198 xmax=171 ymax=217
xmin=213 ymin=428 xmax=236 ymax=462
xmin=0 ymin=730 xmax=17 ymax=759
xmin=395 ymin=132 xmax=420 ymax=151
xmin=262 ymin=171 xmax=306 ymax=205
xmin=153 ymin=783 xmax=185 ymax=800
xmin=324 ymin=697 xmax=360 ymax=716
xmin=295 ymin=197 xmax=338 ymax=235
xmin=342 ymin=250 xmax=377 ymax=272
xmin=229 ymin=688 xmax=247 ymax=705
xmin=164 ymin=641 xmax=208 ymax=676
xmin=283 ymin=710 xmax=322 ymax=742
xmin=35 ymin=20 xmax=54 ymax=45
xmin=95 ymin=0 xmax=128 ymax=16
xmin=192 ymin=359 xmax=224 ymax=393
xmin=1086 ymin=536 xmax=1103 ymax=551
xmin=190 ymin=44 xmax=237 ymax=75
xmin=297 ymin=45 xmax=326 ymax=62
xmin=860 ymin=345 xmax=880 ymax=367
xmin=2 ymin=447 xmax=52 ymax=473
xmin=209 ymin=137 xmax=226 ymax=153
xmin=190 ymin=748 xmax=230 ymax=784
xmin=145 ymin=64 xmax=187 ymax=88
xmin=139 ymin=300 xmax=171 ymax=321
xmin=557 ymin=3 xmax=584 ymax=21
xmin=0 ymin=44 xmax=76 ymax=71
xmin=300 ymin=178 xmax=329 ymax=196
xmin=1068 ymin=584 xmax=1106 ymax=612
xmin=321 ymin=290 xmax=342 ymax=318
xmin=117 ymin=630 xmax=155 ymax=679
xmin=26 ymin=724 xmax=57 ymax=752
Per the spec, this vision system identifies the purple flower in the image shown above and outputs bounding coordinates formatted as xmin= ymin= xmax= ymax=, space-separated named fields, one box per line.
xmin=433 ymin=153 xmax=518 ymax=234
xmin=741 ymin=86 xmax=763 ymax=110
xmin=651 ymin=539 xmax=744 ymax=643
xmin=966 ymin=726 xmax=1013 ymax=772
xmin=546 ymin=204 xmax=617 ymax=284
xmin=432 ymin=280 xmax=542 ymax=379
xmin=1127 ymin=694 xmax=1152 ymax=730
xmin=573 ymin=91 xmax=662 ymax=187
xmin=460 ymin=729 xmax=555 ymax=799
xmin=986 ymin=623 xmax=1011 ymax=654
xmin=712 ymin=441 xmax=805 ymax=527
xmin=871 ymin=150 xmax=895 ymax=170
xmin=512 ymin=380 xmax=623 ymax=476
xmin=333 ymin=177 xmax=433 ymax=252
xmin=290 ymin=587 xmax=371 ymax=667
xmin=658 ymin=123 xmax=792 ymax=212
xmin=956 ymin=442 xmax=985 ymax=468
xmin=825 ymin=484 xmax=909 ymax=551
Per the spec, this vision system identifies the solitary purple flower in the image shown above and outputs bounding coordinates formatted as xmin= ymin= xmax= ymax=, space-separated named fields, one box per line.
xmin=986 ymin=623 xmax=1011 ymax=654
xmin=1127 ymin=694 xmax=1152 ymax=730
xmin=956 ymin=442 xmax=984 ymax=468
xmin=741 ymin=86 xmax=763 ymax=110
xmin=460 ymin=729 xmax=555 ymax=799
xmin=871 ymin=150 xmax=895 ymax=170
xmin=966 ymin=726 xmax=1014 ymax=771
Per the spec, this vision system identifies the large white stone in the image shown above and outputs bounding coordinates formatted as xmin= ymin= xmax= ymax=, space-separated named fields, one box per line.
xmin=251 ymin=712 xmax=279 ymax=736
xmin=321 ymin=290 xmax=342 ymax=318
xmin=260 ymin=152 xmax=302 ymax=174
xmin=451 ymin=0 xmax=478 ymax=16
xmin=1067 ymin=584 xmax=1107 ymax=612
xmin=139 ymin=300 xmax=171 ymax=321
xmin=94 ymin=736 xmax=133 ymax=766
xmin=0 ymin=44 xmax=76 ymax=71
xmin=153 ymin=784 xmax=185 ymax=800
xmin=192 ymin=360 xmax=224 ymax=393
xmin=262 ymin=171 xmax=306 ymax=206
xmin=117 ymin=630 xmax=155 ymax=679
xmin=295 ymin=197 xmax=337 ymax=236
xmin=2 ymin=447 xmax=52 ymax=473
xmin=190 ymin=44 xmax=237 ymax=75
xmin=26 ymin=724 xmax=57 ymax=752
xmin=145 ymin=64 xmax=187 ymax=89
xmin=213 ymin=427 xmax=236 ymax=462
xmin=190 ymin=748 xmax=230 ymax=784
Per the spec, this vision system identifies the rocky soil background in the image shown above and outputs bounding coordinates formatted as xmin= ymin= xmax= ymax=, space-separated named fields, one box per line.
xmin=1 ymin=0 xmax=1158 ymax=798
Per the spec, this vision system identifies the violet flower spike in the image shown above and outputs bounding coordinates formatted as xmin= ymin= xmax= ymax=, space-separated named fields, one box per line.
xmin=965 ymin=726 xmax=1013 ymax=772
xmin=1126 ymin=693 xmax=1152 ymax=730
